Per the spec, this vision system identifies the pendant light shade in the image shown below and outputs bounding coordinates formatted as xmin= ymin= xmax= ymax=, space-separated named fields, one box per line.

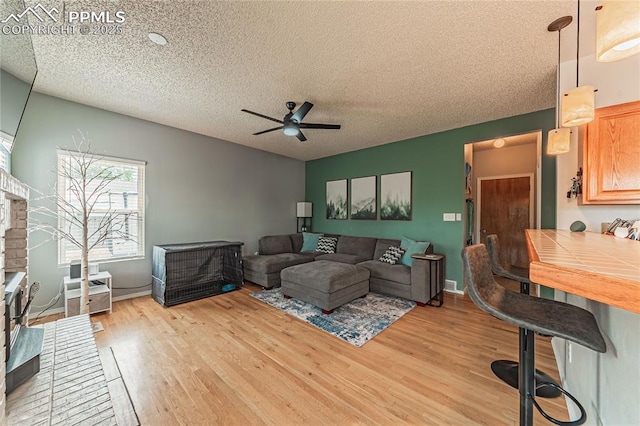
xmin=548 ymin=128 xmax=571 ymax=155
xmin=562 ymin=85 xmax=595 ymax=126
xmin=596 ymin=0 xmax=640 ymax=62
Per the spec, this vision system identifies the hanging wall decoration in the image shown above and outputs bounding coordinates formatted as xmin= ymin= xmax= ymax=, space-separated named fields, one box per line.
xmin=380 ymin=172 xmax=412 ymax=220
xmin=326 ymin=179 xmax=347 ymax=219
xmin=350 ymin=176 xmax=376 ymax=220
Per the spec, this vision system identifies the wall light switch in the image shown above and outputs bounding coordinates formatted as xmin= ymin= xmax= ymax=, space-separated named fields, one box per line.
xmin=455 ymin=213 xmax=462 ymax=221
xmin=443 ymin=213 xmax=456 ymax=222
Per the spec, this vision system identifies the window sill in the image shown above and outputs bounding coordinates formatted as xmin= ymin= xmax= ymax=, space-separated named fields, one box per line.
xmin=58 ymin=255 xmax=145 ymax=268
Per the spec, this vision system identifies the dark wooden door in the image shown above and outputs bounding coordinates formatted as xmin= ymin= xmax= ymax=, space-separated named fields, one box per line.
xmin=479 ymin=176 xmax=531 ymax=269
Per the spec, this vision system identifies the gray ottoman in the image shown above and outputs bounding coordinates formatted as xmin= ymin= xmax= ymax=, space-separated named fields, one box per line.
xmin=281 ymin=260 xmax=370 ymax=314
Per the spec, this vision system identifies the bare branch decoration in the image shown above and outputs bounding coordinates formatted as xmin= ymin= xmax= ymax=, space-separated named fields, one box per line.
xmin=28 ymin=131 xmax=136 ymax=315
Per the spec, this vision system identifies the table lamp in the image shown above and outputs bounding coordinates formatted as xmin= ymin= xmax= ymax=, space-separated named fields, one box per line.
xmin=296 ymin=202 xmax=312 ymax=232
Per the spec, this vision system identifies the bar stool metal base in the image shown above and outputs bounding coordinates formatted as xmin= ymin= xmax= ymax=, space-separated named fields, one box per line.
xmin=491 ymin=360 xmax=562 ymax=398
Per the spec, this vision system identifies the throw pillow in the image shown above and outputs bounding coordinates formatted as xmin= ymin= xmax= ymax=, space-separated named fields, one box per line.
xmin=378 ymin=246 xmax=405 ymax=265
xmin=399 ymin=236 xmax=431 ymax=267
xmin=316 ymin=236 xmax=338 ymax=254
xmin=301 ymin=232 xmax=323 ymax=252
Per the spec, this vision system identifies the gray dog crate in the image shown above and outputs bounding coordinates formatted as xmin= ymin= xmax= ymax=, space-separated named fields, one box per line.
xmin=152 ymin=241 xmax=243 ymax=306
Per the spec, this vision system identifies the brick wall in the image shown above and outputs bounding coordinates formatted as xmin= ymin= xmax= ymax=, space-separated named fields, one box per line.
xmin=5 ymin=200 xmax=28 ymax=328
xmin=1 ymin=170 xmax=29 ymax=423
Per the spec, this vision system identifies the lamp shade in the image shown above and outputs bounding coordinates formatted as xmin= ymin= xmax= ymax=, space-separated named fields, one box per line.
xmin=296 ymin=202 xmax=312 ymax=218
xmin=547 ymin=128 xmax=571 ymax=155
xmin=562 ymin=85 xmax=595 ymax=126
xmin=596 ymin=0 xmax=640 ymax=62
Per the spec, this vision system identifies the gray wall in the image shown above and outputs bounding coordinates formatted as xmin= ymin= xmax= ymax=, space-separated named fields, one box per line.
xmin=12 ymin=92 xmax=305 ymax=308
xmin=473 ymin=143 xmax=537 ymax=182
xmin=553 ymin=292 xmax=640 ymax=425
xmin=553 ymin=51 xmax=640 ymax=425
xmin=0 ymin=69 xmax=31 ymax=137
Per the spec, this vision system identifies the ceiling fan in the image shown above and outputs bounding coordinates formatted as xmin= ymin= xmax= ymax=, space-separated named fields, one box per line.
xmin=241 ymin=101 xmax=340 ymax=142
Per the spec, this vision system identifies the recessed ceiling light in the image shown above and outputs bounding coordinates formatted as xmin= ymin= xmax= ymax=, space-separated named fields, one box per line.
xmin=148 ymin=32 xmax=167 ymax=46
xmin=493 ymin=138 xmax=506 ymax=148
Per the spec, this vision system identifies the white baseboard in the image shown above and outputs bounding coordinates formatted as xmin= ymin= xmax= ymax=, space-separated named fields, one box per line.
xmin=112 ymin=289 xmax=151 ymax=302
xmin=29 ymin=290 xmax=151 ymax=322
xmin=30 ymin=306 xmax=65 ymax=320
xmin=444 ymin=287 xmax=465 ymax=295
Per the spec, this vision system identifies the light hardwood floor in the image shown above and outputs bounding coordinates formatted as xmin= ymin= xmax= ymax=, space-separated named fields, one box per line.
xmin=80 ymin=282 xmax=570 ymax=425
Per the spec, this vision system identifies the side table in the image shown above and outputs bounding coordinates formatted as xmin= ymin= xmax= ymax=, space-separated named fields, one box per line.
xmin=63 ymin=271 xmax=112 ymax=317
xmin=412 ymin=254 xmax=445 ymax=307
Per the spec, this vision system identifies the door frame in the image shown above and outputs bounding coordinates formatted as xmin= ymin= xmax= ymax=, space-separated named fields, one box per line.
xmin=475 ymin=173 xmax=535 ymax=245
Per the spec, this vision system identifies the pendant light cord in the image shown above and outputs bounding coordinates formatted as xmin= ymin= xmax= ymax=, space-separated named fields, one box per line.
xmin=576 ymin=0 xmax=580 ymax=87
xmin=557 ymin=28 xmax=562 ymax=128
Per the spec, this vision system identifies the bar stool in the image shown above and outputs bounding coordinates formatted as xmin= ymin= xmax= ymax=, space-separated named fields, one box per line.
xmin=461 ymin=244 xmax=606 ymax=426
xmin=486 ymin=234 xmax=561 ymax=399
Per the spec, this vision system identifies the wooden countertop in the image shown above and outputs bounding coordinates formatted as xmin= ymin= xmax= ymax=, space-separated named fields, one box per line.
xmin=526 ymin=229 xmax=640 ymax=314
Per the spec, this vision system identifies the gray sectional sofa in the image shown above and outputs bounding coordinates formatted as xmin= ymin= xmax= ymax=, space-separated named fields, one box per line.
xmin=242 ymin=233 xmax=436 ymax=305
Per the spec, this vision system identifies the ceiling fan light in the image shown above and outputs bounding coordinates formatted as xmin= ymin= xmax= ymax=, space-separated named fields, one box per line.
xmin=596 ymin=0 xmax=640 ymax=62
xmin=562 ymin=85 xmax=595 ymax=126
xmin=148 ymin=32 xmax=167 ymax=46
xmin=547 ymin=128 xmax=571 ymax=155
xmin=283 ymin=124 xmax=299 ymax=136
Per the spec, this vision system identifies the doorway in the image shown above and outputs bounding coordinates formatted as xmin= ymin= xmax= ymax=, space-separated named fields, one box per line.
xmin=464 ymin=131 xmax=541 ymax=271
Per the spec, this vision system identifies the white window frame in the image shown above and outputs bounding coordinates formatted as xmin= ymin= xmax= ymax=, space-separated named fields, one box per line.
xmin=56 ymin=150 xmax=146 ymax=266
xmin=0 ymin=132 xmax=14 ymax=173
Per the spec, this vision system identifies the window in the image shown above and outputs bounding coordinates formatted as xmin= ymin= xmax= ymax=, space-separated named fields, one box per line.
xmin=57 ymin=150 xmax=146 ymax=265
xmin=0 ymin=132 xmax=13 ymax=173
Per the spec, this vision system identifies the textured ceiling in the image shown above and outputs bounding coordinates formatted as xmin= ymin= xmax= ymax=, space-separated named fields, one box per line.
xmin=12 ymin=0 xmax=583 ymax=160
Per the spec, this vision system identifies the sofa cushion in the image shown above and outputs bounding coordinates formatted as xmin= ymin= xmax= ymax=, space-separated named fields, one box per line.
xmin=400 ymin=237 xmax=431 ymax=267
xmin=259 ymin=235 xmax=293 ymax=255
xmin=243 ymin=253 xmax=314 ymax=274
xmin=373 ymin=238 xmax=402 ymax=260
xmin=315 ymin=253 xmax=367 ymax=264
xmin=316 ymin=236 xmax=338 ymax=254
xmin=378 ymin=246 xmax=405 ymax=265
xmin=301 ymin=232 xmax=323 ymax=252
xmin=336 ymin=235 xmax=377 ymax=260
xmin=291 ymin=233 xmax=303 ymax=253
xmin=358 ymin=260 xmax=411 ymax=285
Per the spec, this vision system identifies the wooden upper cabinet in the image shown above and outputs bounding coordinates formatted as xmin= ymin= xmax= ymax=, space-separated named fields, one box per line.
xmin=582 ymin=100 xmax=640 ymax=204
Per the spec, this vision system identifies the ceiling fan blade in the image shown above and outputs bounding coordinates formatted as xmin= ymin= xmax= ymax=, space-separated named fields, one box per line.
xmin=291 ymin=102 xmax=314 ymax=123
xmin=296 ymin=131 xmax=307 ymax=142
xmin=299 ymin=123 xmax=341 ymax=130
xmin=241 ymin=109 xmax=283 ymax=124
xmin=253 ymin=126 xmax=283 ymax=136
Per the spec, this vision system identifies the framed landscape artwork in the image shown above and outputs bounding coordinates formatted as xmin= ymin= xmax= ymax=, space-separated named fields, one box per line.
xmin=380 ymin=172 xmax=412 ymax=220
xmin=326 ymin=179 xmax=347 ymax=219
xmin=350 ymin=176 xmax=376 ymax=220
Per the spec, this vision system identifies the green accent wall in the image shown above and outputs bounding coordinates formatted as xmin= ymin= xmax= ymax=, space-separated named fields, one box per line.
xmin=306 ymin=108 xmax=557 ymax=292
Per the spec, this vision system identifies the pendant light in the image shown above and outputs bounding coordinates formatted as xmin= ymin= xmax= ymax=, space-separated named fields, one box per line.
xmin=562 ymin=0 xmax=595 ymax=127
xmin=547 ymin=16 xmax=573 ymax=155
xmin=596 ymin=0 xmax=640 ymax=62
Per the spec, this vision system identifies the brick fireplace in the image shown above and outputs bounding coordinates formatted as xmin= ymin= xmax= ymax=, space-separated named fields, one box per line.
xmin=1 ymin=170 xmax=29 ymax=422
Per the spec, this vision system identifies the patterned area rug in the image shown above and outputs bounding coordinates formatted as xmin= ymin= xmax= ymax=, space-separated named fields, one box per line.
xmin=251 ymin=288 xmax=415 ymax=347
